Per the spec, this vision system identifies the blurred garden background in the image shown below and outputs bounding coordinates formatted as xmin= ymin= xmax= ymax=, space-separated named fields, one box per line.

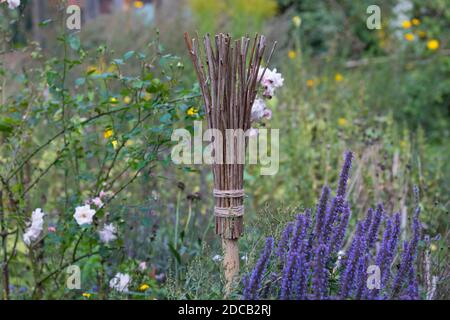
xmin=0 ymin=0 xmax=448 ymax=299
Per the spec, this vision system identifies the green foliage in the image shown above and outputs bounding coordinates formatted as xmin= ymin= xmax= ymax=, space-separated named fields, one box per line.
xmin=188 ymin=0 xmax=278 ymax=36
xmin=0 ymin=11 xmax=197 ymax=297
xmin=0 ymin=1 xmax=448 ymax=300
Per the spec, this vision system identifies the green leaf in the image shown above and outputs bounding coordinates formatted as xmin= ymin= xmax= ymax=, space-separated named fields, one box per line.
xmin=131 ymin=80 xmax=144 ymax=89
xmin=75 ymin=77 xmax=85 ymax=86
xmin=38 ymin=19 xmax=53 ymax=27
xmin=68 ymin=34 xmax=81 ymax=51
xmin=0 ymin=117 xmax=20 ymax=133
xmin=91 ymin=72 xmax=116 ymax=79
xmin=168 ymin=243 xmax=181 ymax=264
xmin=86 ymin=69 xmax=97 ymax=76
xmin=159 ymin=113 xmax=171 ymax=123
xmin=123 ymin=51 xmax=135 ymax=60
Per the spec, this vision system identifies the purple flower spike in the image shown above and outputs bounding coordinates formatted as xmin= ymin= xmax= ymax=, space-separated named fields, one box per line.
xmin=312 ymin=244 xmax=328 ymax=299
xmin=363 ymin=208 xmax=374 ymax=238
xmin=280 ymin=250 xmax=299 ymax=300
xmin=276 ymin=222 xmax=294 ymax=263
xmin=354 ymin=235 xmax=368 ymax=299
xmin=295 ymin=253 xmax=309 ymax=300
xmin=329 ymin=202 xmax=351 ymax=255
xmin=322 ymin=195 xmax=344 ymax=245
xmin=243 ymin=237 xmax=274 ymax=300
xmin=392 ymin=209 xmax=421 ymax=298
xmin=370 ymin=216 xmax=392 ymax=299
xmin=367 ymin=204 xmax=384 ymax=249
xmin=290 ymin=214 xmax=305 ymax=252
xmin=340 ymin=222 xmax=364 ymax=298
xmin=242 ymin=155 xmax=422 ymax=301
xmin=336 ymin=151 xmax=353 ymax=198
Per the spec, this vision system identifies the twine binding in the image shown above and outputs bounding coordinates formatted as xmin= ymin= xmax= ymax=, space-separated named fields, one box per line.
xmin=213 ymin=189 xmax=245 ymax=198
xmin=214 ymin=205 xmax=244 ymax=218
xmin=213 ymin=189 xmax=245 ymax=218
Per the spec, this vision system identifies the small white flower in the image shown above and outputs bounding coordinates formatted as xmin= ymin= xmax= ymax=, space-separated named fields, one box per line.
xmin=251 ymin=98 xmax=267 ymax=122
xmin=109 ymin=273 xmax=131 ymax=292
xmin=73 ymin=205 xmax=96 ymax=226
xmin=264 ymin=68 xmax=284 ymax=88
xmin=91 ymin=197 xmax=104 ymax=208
xmin=23 ymin=230 xmax=37 ymax=246
xmin=151 ymin=190 xmax=159 ymax=200
xmin=99 ymin=190 xmax=113 ymax=199
xmin=241 ymin=254 xmax=248 ymax=262
xmin=31 ymin=208 xmax=45 ymax=224
xmin=98 ymin=223 xmax=117 ymax=244
xmin=258 ymin=67 xmax=284 ymax=98
xmin=155 ymin=273 xmax=165 ymax=281
xmin=212 ymin=254 xmax=223 ymax=262
xmin=6 ymin=0 xmax=20 ymax=9
xmin=263 ymin=108 xmax=272 ymax=120
xmin=251 ymin=97 xmax=273 ymax=123
xmin=23 ymin=208 xmax=45 ymax=246
xmin=138 ymin=261 xmax=147 ymax=271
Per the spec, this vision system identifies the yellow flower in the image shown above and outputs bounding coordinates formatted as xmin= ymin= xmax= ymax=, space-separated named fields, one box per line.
xmin=402 ymin=20 xmax=412 ymax=29
xmin=417 ymin=30 xmax=426 ymax=39
xmin=186 ymin=107 xmax=198 ymax=116
xmin=404 ymin=33 xmax=415 ymax=41
xmin=306 ymin=79 xmax=315 ymax=88
xmin=139 ymin=284 xmax=150 ymax=291
xmin=86 ymin=65 xmax=99 ymax=75
xmin=292 ymin=16 xmax=301 ymax=28
xmin=411 ymin=18 xmax=420 ymax=26
xmin=427 ymin=39 xmax=439 ymax=51
xmin=400 ymin=140 xmax=407 ymax=148
xmin=288 ymin=50 xmax=297 ymax=60
xmin=134 ymin=1 xmax=144 ymax=9
xmin=334 ymin=73 xmax=344 ymax=82
xmin=124 ymin=96 xmax=132 ymax=104
xmin=338 ymin=118 xmax=347 ymax=127
xmin=104 ymin=129 xmax=114 ymax=139
xmin=143 ymin=92 xmax=152 ymax=101
xmin=112 ymin=140 xmax=119 ymax=149
xmin=430 ymin=244 xmax=437 ymax=252
xmin=82 ymin=293 xmax=91 ymax=298
xmin=107 ymin=64 xmax=118 ymax=73
xmin=110 ymin=97 xmax=118 ymax=104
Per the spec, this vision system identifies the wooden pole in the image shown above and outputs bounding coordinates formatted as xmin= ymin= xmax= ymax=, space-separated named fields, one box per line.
xmin=222 ymin=238 xmax=239 ymax=294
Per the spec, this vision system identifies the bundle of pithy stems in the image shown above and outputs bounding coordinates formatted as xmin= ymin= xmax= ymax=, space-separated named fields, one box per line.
xmin=184 ymin=32 xmax=276 ymax=294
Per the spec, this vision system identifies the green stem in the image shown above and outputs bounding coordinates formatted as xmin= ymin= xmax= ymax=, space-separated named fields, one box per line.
xmin=183 ymin=200 xmax=192 ymax=236
xmin=0 ymin=190 xmax=10 ymax=300
xmin=174 ymin=190 xmax=181 ymax=248
xmin=201 ymin=212 xmax=215 ymax=245
xmin=174 ymin=190 xmax=182 ymax=280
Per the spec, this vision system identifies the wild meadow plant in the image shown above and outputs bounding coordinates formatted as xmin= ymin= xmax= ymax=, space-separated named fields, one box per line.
xmin=243 ymin=151 xmax=422 ymax=300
